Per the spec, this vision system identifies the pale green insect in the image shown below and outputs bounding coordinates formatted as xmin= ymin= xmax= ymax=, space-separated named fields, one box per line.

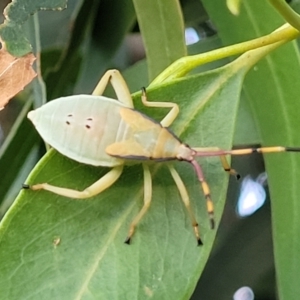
xmin=24 ymin=70 xmax=300 ymax=245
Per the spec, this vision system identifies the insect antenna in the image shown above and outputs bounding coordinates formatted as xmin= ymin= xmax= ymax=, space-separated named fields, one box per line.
xmin=194 ymin=145 xmax=300 ymax=180
xmin=194 ymin=146 xmax=300 ymax=157
xmin=190 ymin=145 xmax=300 ymax=231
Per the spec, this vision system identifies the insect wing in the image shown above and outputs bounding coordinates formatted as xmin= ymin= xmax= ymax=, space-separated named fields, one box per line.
xmin=106 ymin=107 xmax=181 ymax=161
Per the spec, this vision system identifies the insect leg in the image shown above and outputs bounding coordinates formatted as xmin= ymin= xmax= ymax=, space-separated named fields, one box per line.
xmin=23 ymin=165 xmax=123 ymax=199
xmin=125 ymin=164 xmax=152 ymax=244
xmin=194 ymin=147 xmax=240 ymax=179
xmin=92 ymin=69 xmax=133 ymax=108
xmin=190 ymin=160 xmax=215 ymax=230
xmin=168 ymin=165 xmax=202 ymax=245
xmin=141 ymin=87 xmax=179 ymax=127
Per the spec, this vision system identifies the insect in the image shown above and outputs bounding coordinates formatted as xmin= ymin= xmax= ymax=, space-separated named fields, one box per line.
xmin=23 ymin=69 xmax=300 ymax=245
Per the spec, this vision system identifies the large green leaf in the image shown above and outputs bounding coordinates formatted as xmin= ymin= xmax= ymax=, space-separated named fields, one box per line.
xmin=202 ymin=0 xmax=300 ymax=298
xmin=132 ymin=0 xmax=186 ymax=81
xmin=0 ymin=58 xmax=247 ymax=299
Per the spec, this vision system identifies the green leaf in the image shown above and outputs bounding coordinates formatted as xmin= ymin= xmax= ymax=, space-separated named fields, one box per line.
xmin=132 ymin=0 xmax=186 ymax=81
xmin=202 ymin=0 xmax=300 ymax=298
xmin=234 ymin=95 xmax=260 ymax=145
xmin=246 ymin=38 xmax=300 ymax=300
xmin=0 ymin=0 xmax=67 ymax=56
xmin=0 ymin=60 xmax=247 ymax=299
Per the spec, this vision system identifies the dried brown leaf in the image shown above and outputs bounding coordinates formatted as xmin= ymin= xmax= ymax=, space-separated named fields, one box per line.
xmin=0 ymin=49 xmax=36 ymax=110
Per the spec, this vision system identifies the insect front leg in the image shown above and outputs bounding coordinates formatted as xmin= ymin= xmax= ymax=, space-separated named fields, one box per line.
xmin=23 ymin=166 xmax=123 ymax=199
xmin=168 ymin=165 xmax=202 ymax=245
xmin=190 ymin=160 xmax=215 ymax=230
xmin=125 ymin=163 xmax=152 ymax=244
xmin=92 ymin=69 xmax=134 ymax=108
xmin=141 ymin=87 xmax=179 ymax=127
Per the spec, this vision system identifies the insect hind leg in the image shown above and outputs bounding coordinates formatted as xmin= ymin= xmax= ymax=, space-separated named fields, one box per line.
xmin=23 ymin=166 xmax=124 ymax=199
xmin=168 ymin=165 xmax=202 ymax=246
xmin=125 ymin=163 xmax=152 ymax=244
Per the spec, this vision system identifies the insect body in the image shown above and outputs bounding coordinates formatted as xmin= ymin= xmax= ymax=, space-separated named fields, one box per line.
xmin=28 ymin=95 xmax=187 ymax=166
xmin=24 ymin=70 xmax=300 ymax=245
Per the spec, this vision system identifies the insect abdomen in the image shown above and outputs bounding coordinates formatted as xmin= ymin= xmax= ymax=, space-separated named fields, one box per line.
xmin=28 ymin=95 xmax=131 ymax=167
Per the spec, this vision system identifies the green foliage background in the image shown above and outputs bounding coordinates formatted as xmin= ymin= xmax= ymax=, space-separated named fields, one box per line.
xmin=0 ymin=0 xmax=300 ymax=299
